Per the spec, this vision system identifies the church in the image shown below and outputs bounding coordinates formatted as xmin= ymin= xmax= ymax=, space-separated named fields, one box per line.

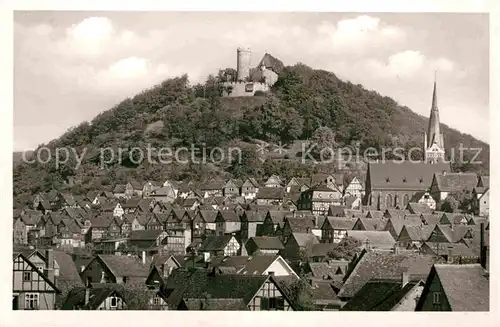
xmin=364 ymin=78 xmax=451 ymax=210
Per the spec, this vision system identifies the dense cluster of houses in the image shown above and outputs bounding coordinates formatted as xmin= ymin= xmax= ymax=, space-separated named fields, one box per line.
xmin=12 ymin=163 xmax=490 ymax=311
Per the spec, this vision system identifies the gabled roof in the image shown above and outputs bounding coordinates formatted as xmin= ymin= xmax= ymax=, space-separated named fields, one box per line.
xmin=338 ymin=251 xmax=444 ymax=299
xmin=406 ymin=202 xmax=432 ymax=214
xmin=62 ymin=284 xmax=125 ymax=310
xmin=433 ymin=172 xmax=478 ymax=192
xmin=342 ymin=278 xmax=424 ymax=311
xmin=196 ymin=210 xmax=218 ymax=223
xmin=217 ymin=210 xmax=240 ymax=222
xmin=241 ymin=211 xmax=266 ymax=223
xmin=285 ymin=217 xmax=315 ymax=233
xmin=354 ymin=218 xmax=387 ymax=231
xmin=290 ymin=232 xmax=320 ymax=247
xmin=477 ymin=176 xmax=489 ymax=188
xmin=13 ymin=253 xmax=61 ymax=293
xmin=113 ymin=184 xmax=127 ymax=193
xmin=323 ymin=217 xmax=357 ymax=230
xmin=54 ymin=250 xmax=84 ymax=286
xmin=346 ymin=230 xmax=395 ymax=249
xmin=199 ymin=235 xmax=235 ymax=252
xmin=368 ymin=162 xmax=450 ymax=190
xmin=266 ymin=210 xmax=287 ymax=224
xmin=398 ymin=225 xmax=435 ymax=242
xmin=93 ymin=255 xmax=149 ymax=278
xmin=247 ymin=236 xmax=284 ymax=250
xmin=258 ymin=53 xmax=285 ymax=74
xmin=256 ymin=187 xmax=285 ymax=200
xmin=418 ymin=264 xmax=489 ymax=311
xmin=165 ymin=269 xmax=272 ymax=309
xmin=128 ymin=229 xmax=164 ymax=241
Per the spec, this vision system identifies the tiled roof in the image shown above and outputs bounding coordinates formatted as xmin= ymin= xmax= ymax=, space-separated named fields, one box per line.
xmin=97 ymin=255 xmax=149 ymax=278
xmin=54 ymin=250 xmax=84 ymax=286
xmin=258 ymin=53 xmax=285 ymax=74
xmin=113 ymin=184 xmax=127 ymax=193
xmin=365 ymin=210 xmax=385 ymax=219
xmin=399 ymin=225 xmax=435 ymax=242
xmin=338 ymin=251 xmax=444 ymax=298
xmin=385 ymin=216 xmax=423 ymax=236
xmin=199 ymin=235 xmax=234 ymax=252
xmin=237 ymin=255 xmax=282 ymax=275
xmin=368 ymin=162 xmax=450 ymax=190
xmin=165 ymin=269 xmax=269 ymax=308
xmin=342 ymin=278 xmax=423 ymax=311
xmin=324 ymin=217 xmax=357 ymax=230
xmin=355 ymin=218 xmax=387 ymax=231
xmin=256 ymin=187 xmax=285 ymax=200
xmin=311 ymin=283 xmax=342 ymax=307
xmin=291 ymin=232 xmax=320 ymax=247
xmin=406 ymin=202 xmax=432 ymax=214
xmin=346 ymin=230 xmax=395 ymax=249
xmin=434 ymin=172 xmax=478 ymax=192
xmin=286 ymin=217 xmax=315 ymax=232
xmin=242 ymin=211 xmax=266 ymax=222
xmin=327 ymin=205 xmax=346 ymax=217
xmin=128 ymin=229 xmax=164 ymax=241
xmin=197 ymin=210 xmax=218 ymax=223
xmin=477 ymin=176 xmax=489 ymax=188
xmin=217 ymin=210 xmax=240 ymax=222
xmin=266 ymin=210 xmax=287 ymax=225
xmin=248 ymin=236 xmax=284 ymax=250
xmin=311 ymin=243 xmax=339 ymax=258
xmin=63 ymin=284 xmax=124 ymax=310
xmin=433 ymin=264 xmax=489 ymax=311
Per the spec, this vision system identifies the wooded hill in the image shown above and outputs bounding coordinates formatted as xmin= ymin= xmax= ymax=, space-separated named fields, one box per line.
xmin=13 ymin=63 xmax=489 ymax=208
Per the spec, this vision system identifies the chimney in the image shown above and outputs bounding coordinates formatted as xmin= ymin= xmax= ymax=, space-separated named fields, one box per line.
xmin=401 ymin=271 xmax=409 ymax=288
xmin=480 ymin=223 xmax=486 ymax=269
xmin=85 ymin=277 xmax=91 ymax=305
xmin=393 ymin=244 xmax=399 ymax=254
xmin=442 ymin=171 xmax=447 ymax=176
xmin=44 ymin=249 xmax=55 ymax=284
xmin=447 ymin=246 xmax=453 ymax=264
xmin=142 ymin=251 xmax=147 ymax=265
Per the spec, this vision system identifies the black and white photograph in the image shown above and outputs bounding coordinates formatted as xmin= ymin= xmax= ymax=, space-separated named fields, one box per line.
xmin=7 ymin=4 xmax=495 ymax=320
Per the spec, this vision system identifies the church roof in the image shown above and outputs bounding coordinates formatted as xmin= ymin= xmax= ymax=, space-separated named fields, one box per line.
xmin=368 ymin=162 xmax=451 ymax=190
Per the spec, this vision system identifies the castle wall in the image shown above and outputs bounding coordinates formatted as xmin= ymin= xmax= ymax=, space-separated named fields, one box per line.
xmin=221 ymin=81 xmax=269 ymax=97
xmin=262 ymin=68 xmax=279 ymax=86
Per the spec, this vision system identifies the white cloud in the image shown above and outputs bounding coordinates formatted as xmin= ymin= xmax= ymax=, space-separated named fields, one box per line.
xmin=313 ymin=15 xmax=406 ymax=55
xmin=64 ymin=17 xmax=115 ymax=56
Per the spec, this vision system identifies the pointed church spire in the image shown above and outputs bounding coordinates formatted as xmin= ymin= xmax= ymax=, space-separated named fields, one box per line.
xmin=431 ymin=70 xmax=438 ymax=111
xmin=424 ymin=73 xmax=445 ymax=163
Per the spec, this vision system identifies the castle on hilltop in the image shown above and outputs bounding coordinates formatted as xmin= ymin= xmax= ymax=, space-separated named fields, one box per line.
xmin=220 ymin=47 xmax=284 ymax=97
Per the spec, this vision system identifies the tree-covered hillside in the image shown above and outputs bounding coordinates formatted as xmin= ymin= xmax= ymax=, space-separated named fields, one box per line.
xmin=13 ymin=64 xmax=489 ymax=208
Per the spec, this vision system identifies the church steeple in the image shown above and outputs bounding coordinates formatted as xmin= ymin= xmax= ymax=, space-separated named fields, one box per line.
xmin=424 ymin=73 xmax=445 ymax=163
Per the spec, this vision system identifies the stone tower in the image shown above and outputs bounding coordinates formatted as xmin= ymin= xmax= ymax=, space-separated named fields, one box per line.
xmin=236 ymin=47 xmax=252 ymax=81
xmin=424 ymin=76 xmax=446 ymax=164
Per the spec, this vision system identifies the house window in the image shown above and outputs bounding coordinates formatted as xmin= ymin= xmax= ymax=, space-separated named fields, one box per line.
xmin=153 ymin=294 xmax=162 ymax=306
xmin=110 ymin=297 xmax=118 ymax=307
xmin=432 ymin=292 xmax=441 ymax=304
xmin=25 ymin=293 xmax=39 ymax=309
xmin=23 ymin=272 xmax=32 ymax=281
xmin=36 ymin=265 xmax=45 ymax=271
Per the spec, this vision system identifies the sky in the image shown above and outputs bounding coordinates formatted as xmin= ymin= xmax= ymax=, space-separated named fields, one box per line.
xmin=13 ymin=11 xmax=489 ymax=151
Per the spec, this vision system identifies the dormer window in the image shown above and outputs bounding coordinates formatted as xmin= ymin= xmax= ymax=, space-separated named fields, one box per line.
xmin=403 ymin=177 xmax=407 ymax=183
xmin=419 ymin=177 xmax=424 ymax=183
xmin=385 ymin=177 xmax=390 ymax=183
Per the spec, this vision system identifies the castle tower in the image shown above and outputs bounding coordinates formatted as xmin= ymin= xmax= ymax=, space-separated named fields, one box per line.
xmin=424 ymin=75 xmax=446 ymax=163
xmin=236 ymin=47 xmax=252 ymax=81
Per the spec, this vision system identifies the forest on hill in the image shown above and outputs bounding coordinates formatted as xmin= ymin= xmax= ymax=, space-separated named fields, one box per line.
xmin=13 ymin=63 xmax=489 ymax=208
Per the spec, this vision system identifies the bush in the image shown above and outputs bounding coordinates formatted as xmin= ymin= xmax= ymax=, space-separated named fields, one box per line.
xmin=254 ymin=90 xmax=266 ymax=96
